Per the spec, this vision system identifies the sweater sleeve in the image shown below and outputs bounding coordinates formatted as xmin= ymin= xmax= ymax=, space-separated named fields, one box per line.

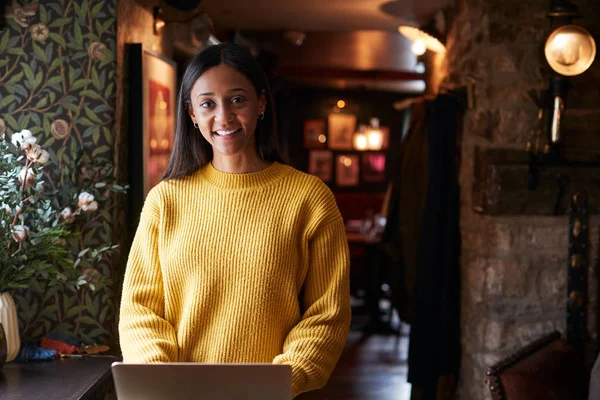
xmin=118 ymin=188 xmax=178 ymax=362
xmin=273 ymin=216 xmax=351 ymax=396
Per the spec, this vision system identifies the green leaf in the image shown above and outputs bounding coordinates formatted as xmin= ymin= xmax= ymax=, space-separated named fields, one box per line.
xmin=4 ymin=114 xmax=18 ymax=130
xmin=75 ymin=315 xmax=98 ymax=326
xmin=71 ymin=78 xmax=92 ymax=90
xmin=84 ymin=106 xmax=102 ymax=123
xmin=0 ymin=31 xmax=9 ymax=53
xmin=0 ymin=59 xmax=8 ymax=68
xmin=47 ymin=75 xmax=63 ymax=86
xmin=93 ymin=127 xmax=100 ymax=145
xmin=35 ymin=96 xmax=48 ymax=109
xmin=0 ymin=95 xmax=16 ymax=111
xmin=73 ymin=22 xmax=83 ymax=46
xmin=34 ymin=70 xmax=43 ymax=88
xmin=20 ymin=62 xmax=35 ymax=85
xmin=49 ymin=32 xmax=66 ymax=48
xmin=78 ymin=117 xmax=93 ymax=126
xmin=99 ymin=306 xmax=109 ymax=323
xmin=91 ymin=67 xmax=100 ymax=90
xmin=7 ymin=71 xmax=24 ymax=85
xmin=80 ymin=89 xmax=102 ymax=100
xmin=49 ymin=57 xmax=63 ymax=72
xmin=92 ymin=145 xmax=111 ymax=158
xmin=68 ymin=66 xmax=76 ymax=86
xmin=104 ymin=82 xmax=114 ymax=98
xmin=39 ymin=3 xmax=48 ymax=24
xmin=103 ymin=127 xmax=113 ymax=145
xmin=49 ymin=18 xmax=71 ymax=28
xmin=92 ymin=2 xmax=104 ymax=17
xmin=33 ymin=43 xmax=47 ymax=63
xmin=66 ymin=305 xmax=88 ymax=318
xmin=7 ymin=48 xmax=25 ymax=56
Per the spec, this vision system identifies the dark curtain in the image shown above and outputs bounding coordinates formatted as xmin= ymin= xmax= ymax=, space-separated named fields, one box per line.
xmin=382 ymin=99 xmax=430 ymax=324
xmin=407 ymin=94 xmax=462 ymax=400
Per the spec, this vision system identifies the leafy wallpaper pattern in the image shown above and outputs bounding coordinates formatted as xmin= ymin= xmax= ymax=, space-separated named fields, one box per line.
xmin=0 ymin=0 xmax=119 ymax=344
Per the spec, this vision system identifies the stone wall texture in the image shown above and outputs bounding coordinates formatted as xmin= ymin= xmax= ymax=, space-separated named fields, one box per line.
xmin=444 ymin=0 xmax=600 ymax=398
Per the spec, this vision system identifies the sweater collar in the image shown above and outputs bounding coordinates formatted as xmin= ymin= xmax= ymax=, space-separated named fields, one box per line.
xmin=200 ymin=161 xmax=288 ymax=189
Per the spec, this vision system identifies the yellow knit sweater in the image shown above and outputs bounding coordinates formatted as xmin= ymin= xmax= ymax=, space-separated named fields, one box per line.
xmin=118 ymin=161 xmax=351 ymax=396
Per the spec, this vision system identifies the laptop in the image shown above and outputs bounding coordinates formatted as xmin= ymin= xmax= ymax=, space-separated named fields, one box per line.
xmin=111 ymin=362 xmax=292 ymax=400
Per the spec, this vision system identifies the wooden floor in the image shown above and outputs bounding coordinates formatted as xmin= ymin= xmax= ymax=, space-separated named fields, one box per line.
xmin=297 ymin=330 xmax=412 ymax=400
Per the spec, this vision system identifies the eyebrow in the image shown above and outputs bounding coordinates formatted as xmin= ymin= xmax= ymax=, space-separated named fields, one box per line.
xmin=196 ymin=88 xmax=249 ymax=99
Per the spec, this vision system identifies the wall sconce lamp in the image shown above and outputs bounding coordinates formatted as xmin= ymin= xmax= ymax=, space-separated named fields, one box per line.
xmin=544 ymin=0 xmax=596 ymax=146
xmin=353 ymin=119 xmax=384 ymax=151
xmin=398 ymin=24 xmax=446 ymax=55
xmin=153 ymin=7 xmax=166 ymax=35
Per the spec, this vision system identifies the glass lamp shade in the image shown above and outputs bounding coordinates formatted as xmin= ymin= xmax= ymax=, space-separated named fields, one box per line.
xmin=398 ymin=25 xmax=446 ymax=53
xmin=545 ymin=25 xmax=596 ymax=76
xmin=366 ymin=129 xmax=383 ymax=151
xmin=353 ymin=133 xmax=368 ymax=151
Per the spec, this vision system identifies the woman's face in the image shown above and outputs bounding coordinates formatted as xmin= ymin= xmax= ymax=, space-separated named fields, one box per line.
xmin=188 ymin=64 xmax=266 ymax=163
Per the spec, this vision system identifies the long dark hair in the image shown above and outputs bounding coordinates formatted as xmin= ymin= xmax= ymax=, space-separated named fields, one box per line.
xmin=162 ymin=43 xmax=286 ymax=180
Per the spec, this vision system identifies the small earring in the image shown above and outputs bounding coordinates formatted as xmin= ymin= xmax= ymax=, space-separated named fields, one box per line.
xmin=193 ymin=122 xmax=198 ymax=129
xmin=258 ymin=112 xmax=265 ymax=120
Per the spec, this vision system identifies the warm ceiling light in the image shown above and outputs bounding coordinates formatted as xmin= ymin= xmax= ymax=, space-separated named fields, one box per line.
xmin=411 ymin=39 xmax=426 ymax=56
xmin=337 ymin=100 xmax=346 ymax=108
xmin=398 ymin=25 xmax=446 ymax=53
xmin=544 ymin=24 xmax=596 ymax=76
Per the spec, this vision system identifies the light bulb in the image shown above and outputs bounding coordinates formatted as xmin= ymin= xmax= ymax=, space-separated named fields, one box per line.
xmin=411 ymin=40 xmax=426 ymax=56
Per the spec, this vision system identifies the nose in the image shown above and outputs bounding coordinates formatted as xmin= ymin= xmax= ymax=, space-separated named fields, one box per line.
xmin=214 ymin=103 xmax=234 ymax=123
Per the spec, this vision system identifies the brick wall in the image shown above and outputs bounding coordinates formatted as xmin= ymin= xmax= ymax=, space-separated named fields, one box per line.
xmin=442 ymin=0 xmax=600 ymax=398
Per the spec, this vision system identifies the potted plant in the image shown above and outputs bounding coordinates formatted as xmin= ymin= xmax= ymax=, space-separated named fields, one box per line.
xmin=0 ymin=129 xmax=127 ymax=362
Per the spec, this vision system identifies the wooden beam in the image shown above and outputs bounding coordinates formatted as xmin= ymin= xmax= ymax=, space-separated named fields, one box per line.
xmin=275 ymin=65 xmax=424 ymax=81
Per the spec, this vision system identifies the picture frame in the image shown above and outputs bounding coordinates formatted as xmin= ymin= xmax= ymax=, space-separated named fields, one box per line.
xmin=143 ymin=50 xmax=177 ymax=194
xmin=328 ymin=113 xmax=356 ymax=150
xmin=127 ymin=44 xmax=177 ymax=232
xmin=336 ymin=154 xmax=360 ymax=186
xmin=308 ymin=150 xmax=333 ymax=182
xmin=362 ymin=153 xmax=386 ymax=182
xmin=303 ymin=119 xmax=327 ymax=149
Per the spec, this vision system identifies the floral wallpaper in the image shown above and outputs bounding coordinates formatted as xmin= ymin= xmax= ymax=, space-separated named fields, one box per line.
xmin=0 ymin=0 xmax=119 ymax=344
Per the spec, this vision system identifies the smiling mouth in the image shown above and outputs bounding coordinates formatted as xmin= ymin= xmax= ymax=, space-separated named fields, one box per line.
xmin=213 ymin=128 xmax=242 ymax=137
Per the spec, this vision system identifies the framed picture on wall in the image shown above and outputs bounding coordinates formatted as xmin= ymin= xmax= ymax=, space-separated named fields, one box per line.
xmin=127 ymin=44 xmax=177 ymax=233
xmin=308 ymin=150 xmax=333 ymax=182
xmin=328 ymin=113 xmax=356 ymax=150
xmin=336 ymin=154 xmax=359 ymax=186
xmin=143 ymin=50 xmax=177 ymax=194
xmin=303 ymin=119 xmax=327 ymax=149
xmin=362 ymin=153 xmax=386 ymax=182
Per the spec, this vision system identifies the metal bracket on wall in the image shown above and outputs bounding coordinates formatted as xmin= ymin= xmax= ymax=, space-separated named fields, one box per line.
xmin=567 ymin=191 xmax=588 ymax=352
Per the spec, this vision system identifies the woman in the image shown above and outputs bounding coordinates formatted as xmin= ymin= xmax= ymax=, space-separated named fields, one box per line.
xmin=118 ymin=43 xmax=351 ymax=397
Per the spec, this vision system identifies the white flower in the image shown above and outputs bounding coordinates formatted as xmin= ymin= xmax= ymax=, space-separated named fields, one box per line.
xmin=18 ymin=168 xmax=35 ymax=183
xmin=1 ymin=203 xmax=10 ymax=213
xmin=11 ymin=225 xmax=29 ymax=242
xmin=11 ymin=129 xmax=36 ymax=150
xmin=60 ymin=207 xmax=73 ymax=221
xmin=78 ymin=192 xmax=95 ymax=207
xmin=25 ymin=144 xmax=44 ymax=162
xmin=82 ymin=200 xmax=98 ymax=214
xmin=37 ymin=149 xmax=50 ymax=164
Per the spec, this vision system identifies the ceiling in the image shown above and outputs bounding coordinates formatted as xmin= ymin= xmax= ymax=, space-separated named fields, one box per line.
xmin=167 ymin=0 xmax=454 ymax=93
xmin=198 ymin=0 xmax=453 ymax=31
